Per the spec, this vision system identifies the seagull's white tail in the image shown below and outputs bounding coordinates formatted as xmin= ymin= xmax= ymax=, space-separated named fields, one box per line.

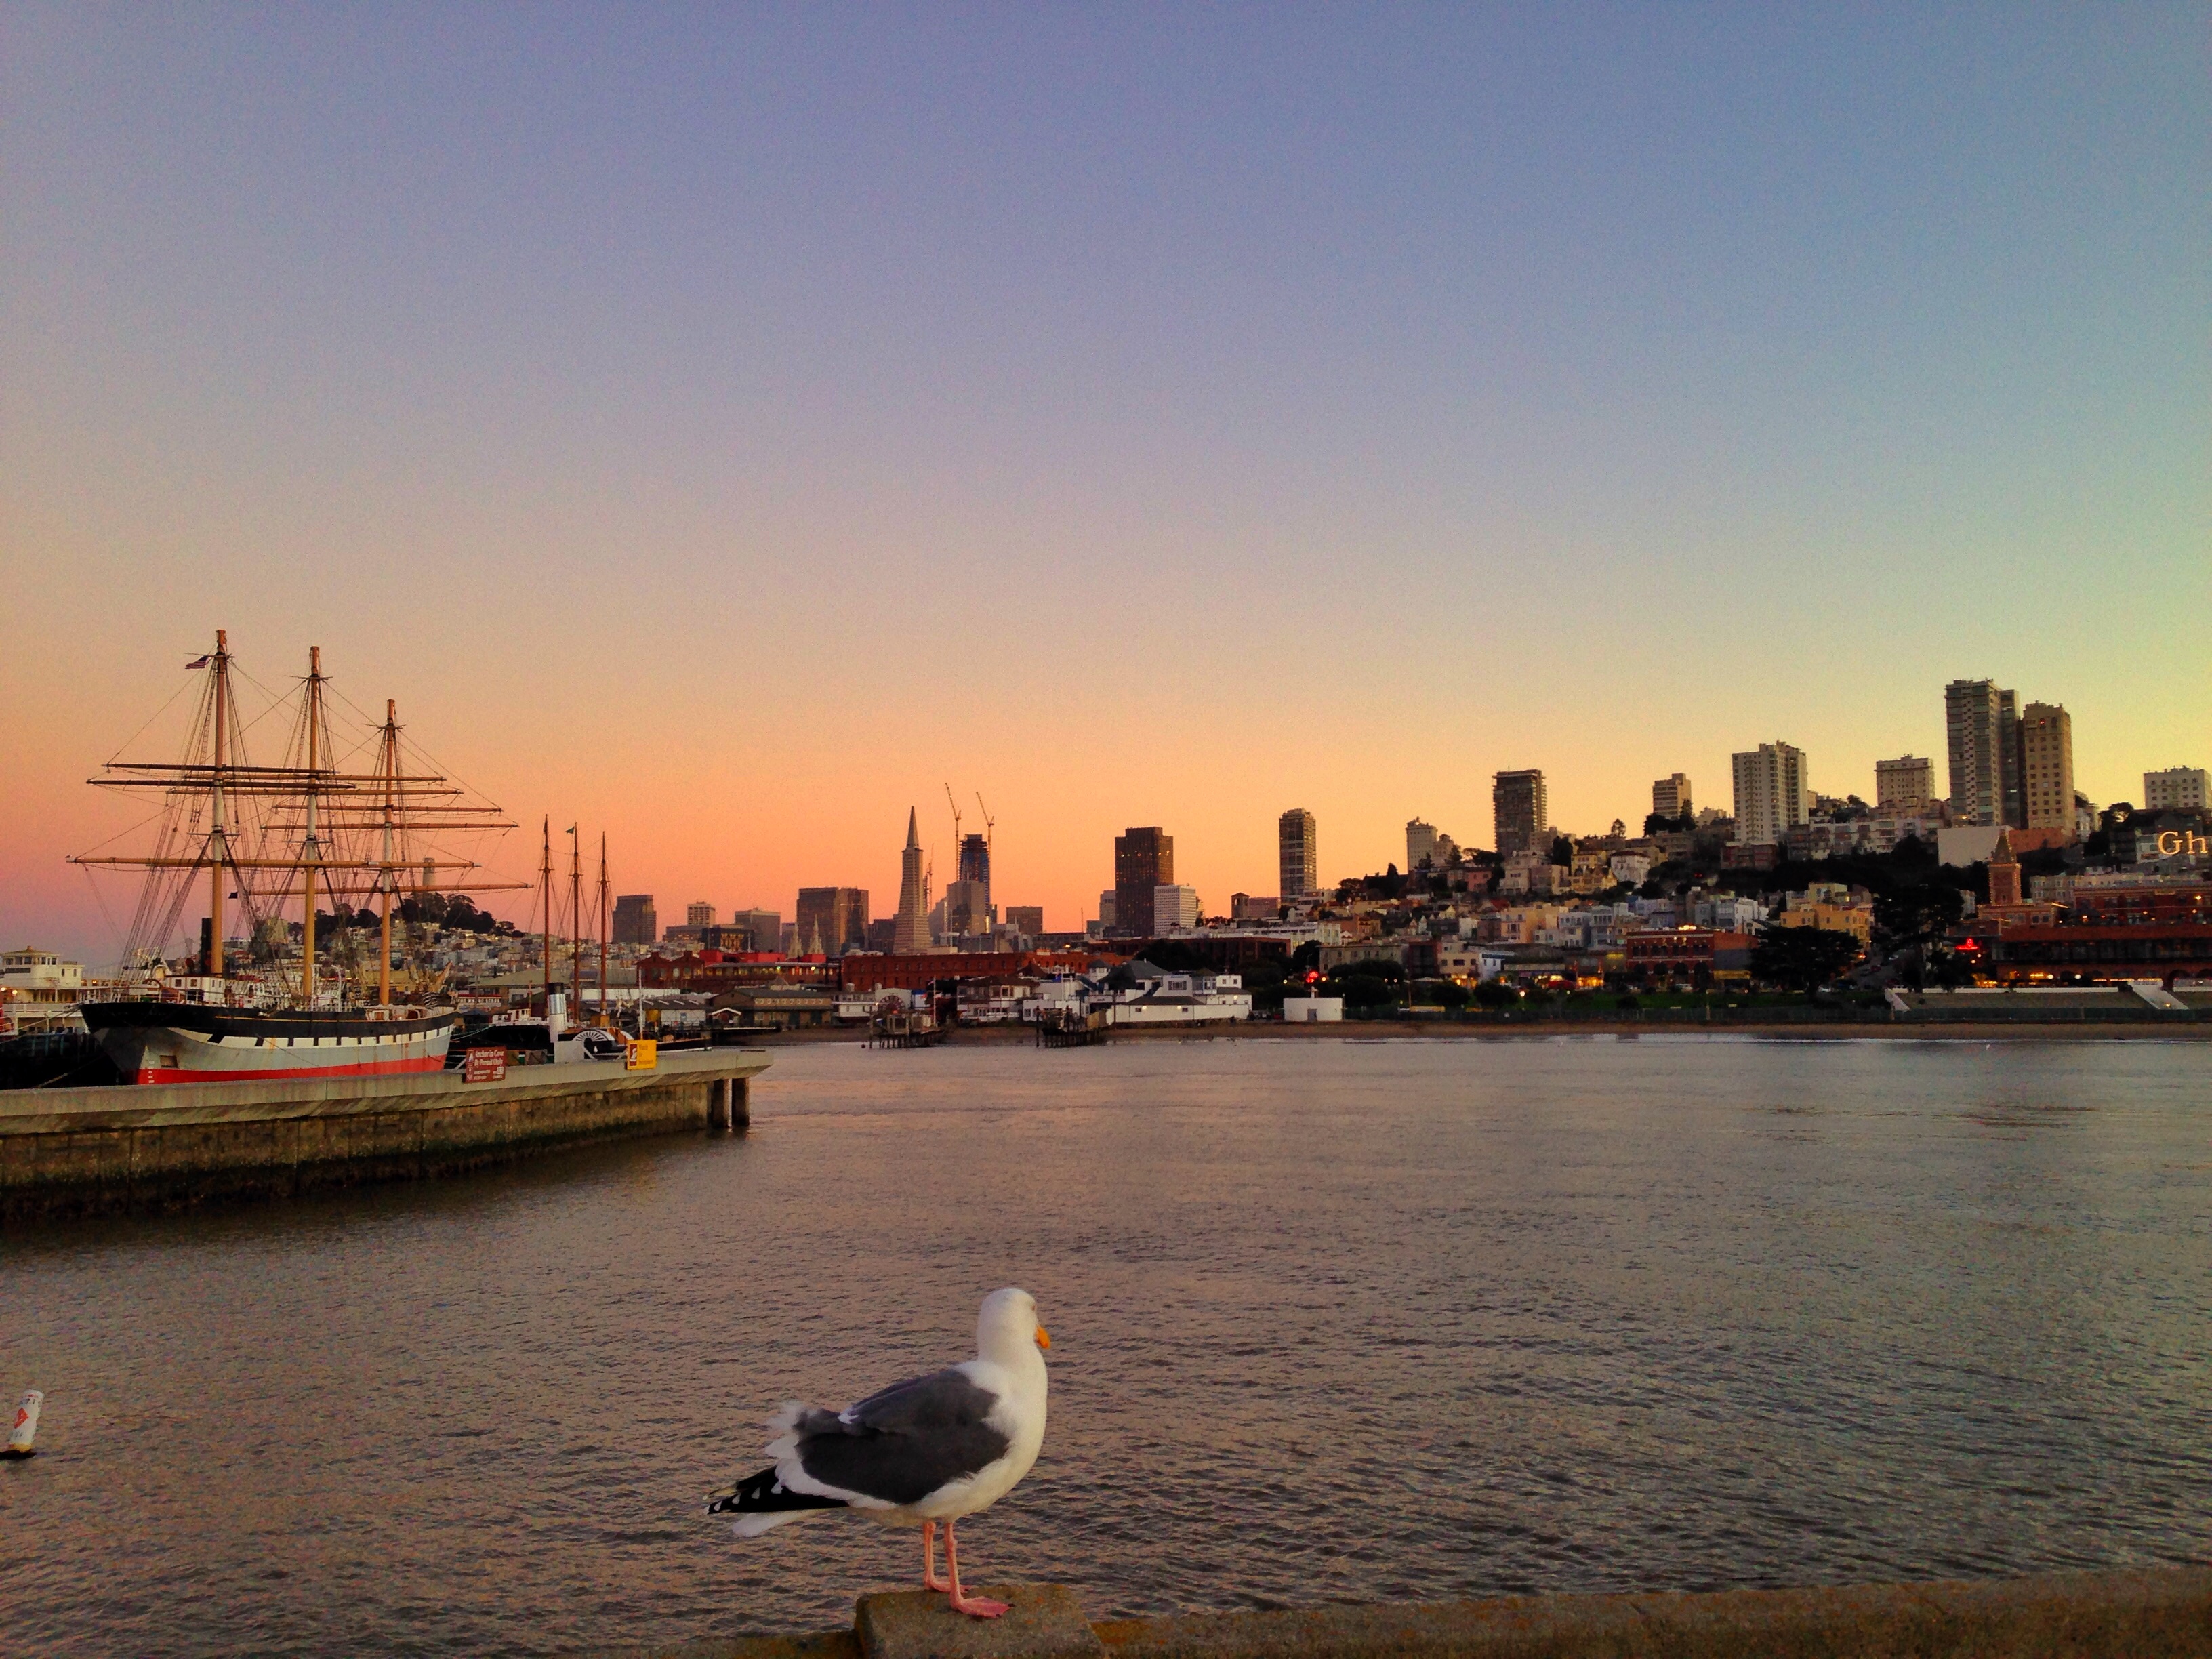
xmin=730 ymin=1510 xmax=811 ymax=1538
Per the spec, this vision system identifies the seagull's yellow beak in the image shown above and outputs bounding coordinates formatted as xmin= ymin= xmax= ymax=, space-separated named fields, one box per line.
xmin=1035 ymin=1324 xmax=1052 ymax=1350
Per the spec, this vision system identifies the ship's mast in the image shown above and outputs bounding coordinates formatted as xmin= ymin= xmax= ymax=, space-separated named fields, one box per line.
xmin=208 ymin=630 xmax=230 ymax=982
xmin=300 ymin=646 xmax=327 ymax=1003
xmin=377 ymin=700 xmax=398 ymax=1008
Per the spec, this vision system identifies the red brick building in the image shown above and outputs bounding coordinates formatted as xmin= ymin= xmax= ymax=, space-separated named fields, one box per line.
xmin=1622 ymin=929 xmax=1755 ymax=986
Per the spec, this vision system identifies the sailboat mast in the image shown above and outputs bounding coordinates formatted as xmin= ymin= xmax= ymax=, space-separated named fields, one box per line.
xmin=568 ymin=827 xmax=582 ymax=1029
xmin=207 ymin=630 xmax=230 ymax=981
xmin=596 ymin=833 xmax=609 ymax=1029
xmin=539 ymin=817 xmax=553 ymax=1016
xmin=301 ymin=646 xmax=324 ymax=1003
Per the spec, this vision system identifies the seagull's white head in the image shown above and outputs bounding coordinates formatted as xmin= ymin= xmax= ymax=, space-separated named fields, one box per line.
xmin=978 ymin=1286 xmax=1050 ymax=1362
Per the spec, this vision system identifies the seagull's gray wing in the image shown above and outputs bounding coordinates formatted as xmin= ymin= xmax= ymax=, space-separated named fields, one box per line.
xmin=791 ymin=1368 xmax=1011 ymax=1506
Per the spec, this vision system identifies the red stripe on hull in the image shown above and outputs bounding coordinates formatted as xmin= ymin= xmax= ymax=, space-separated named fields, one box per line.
xmin=133 ymin=1057 xmax=449 ymax=1085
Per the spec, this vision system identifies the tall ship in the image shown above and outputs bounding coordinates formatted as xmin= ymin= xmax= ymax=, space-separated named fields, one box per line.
xmin=73 ymin=632 xmax=521 ymax=1084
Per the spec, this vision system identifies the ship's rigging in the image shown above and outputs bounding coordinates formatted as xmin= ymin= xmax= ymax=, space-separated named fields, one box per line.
xmin=73 ymin=630 xmax=525 ymax=1006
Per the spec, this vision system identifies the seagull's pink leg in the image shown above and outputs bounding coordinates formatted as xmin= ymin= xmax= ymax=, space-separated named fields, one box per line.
xmin=921 ymin=1521 xmax=951 ymax=1593
xmin=943 ymin=1519 xmax=1009 ymax=1618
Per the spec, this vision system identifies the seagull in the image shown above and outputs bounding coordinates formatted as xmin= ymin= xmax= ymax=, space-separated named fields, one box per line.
xmin=708 ymin=1288 xmax=1051 ymax=1618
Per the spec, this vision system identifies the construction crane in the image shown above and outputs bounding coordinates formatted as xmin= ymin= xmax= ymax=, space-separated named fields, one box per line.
xmin=975 ymin=792 xmax=995 ymax=856
xmin=945 ymin=782 xmax=964 ymax=848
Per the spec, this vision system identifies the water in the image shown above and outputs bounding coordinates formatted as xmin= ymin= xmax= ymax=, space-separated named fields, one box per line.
xmin=4 ymin=1036 xmax=2208 ymax=1657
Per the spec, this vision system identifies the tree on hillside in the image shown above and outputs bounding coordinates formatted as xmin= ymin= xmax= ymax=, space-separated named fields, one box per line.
xmin=1750 ymin=924 xmax=1862 ymax=991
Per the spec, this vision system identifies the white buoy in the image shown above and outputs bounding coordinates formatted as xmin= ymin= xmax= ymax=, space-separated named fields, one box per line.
xmin=3 ymin=1389 xmax=41 ymax=1458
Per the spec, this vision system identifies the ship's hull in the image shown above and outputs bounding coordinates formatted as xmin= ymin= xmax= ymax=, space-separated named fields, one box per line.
xmin=80 ymin=1002 xmax=456 ymax=1086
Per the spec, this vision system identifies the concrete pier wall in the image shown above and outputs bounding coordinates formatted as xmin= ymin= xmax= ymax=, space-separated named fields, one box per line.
xmin=0 ymin=1048 xmax=769 ymax=1221
xmin=595 ymin=1567 xmax=2212 ymax=1659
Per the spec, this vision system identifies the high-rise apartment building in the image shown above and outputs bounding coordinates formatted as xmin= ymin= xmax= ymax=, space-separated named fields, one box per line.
xmin=1651 ymin=775 xmax=1692 ymax=821
xmin=1875 ymin=756 xmax=1934 ymax=811
xmin=1731 ymin=741 xmax=1810 ymax=846
xmin=1492 ymin=770 xmax=1547 ymax=859
xmin=685 ymin=901 xmax=718 ymax=929
xmin=2144 ymin=767 xmax=2209 ymax=811
xmin=611 ymin=894 xmax=657 ymax=947
xmin=1153 ymin=884 xmax=1199 ymax=934
xmin=892 ymin=809 xmax=930 ymax=954
xmin=1278 ymin=808 xmax=1318 ymax=899
xmin=1113 ymin=827 xmax=1173 ymax=939
xmin=1406 ymin=819 xmax=1438 ymax=870
xmin=1944 ymin=679 xmax=2025 ymax=826
xmin=796 ymin=886 xmax=870 ymax=956
xmin=2018 ymin=703 xmax=2075 ymax=836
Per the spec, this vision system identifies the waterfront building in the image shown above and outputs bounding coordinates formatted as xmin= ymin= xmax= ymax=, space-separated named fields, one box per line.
xmin=1406 ymin=819 xmax=1439 ymax=870
xmin=1875 ymin=756 xmax=1935 ymax=811
xmin=2019 ymin=703 xmax=2075 ymax=837
xmin=1492 ymin=770 xmax=1547 ymax=859
xmin=1153 ymin=883 xmax=1200 ymax=934
xmin=893 ymin=809 xmax=930 ymax=955
xmin=1652 ymin=774 xmax=1692 ymax=821
xmin=1731 ymin=741 xmax=1810 ymax=847
xmin=0 ymin=946 xmax=88 ymax=1035
xmin=611 ymin=894 xmax=657 ymax=947
xmin=796 ymin=886 xmax=870 ymax=958
xmin=1114 ymin=827 xmax=1173 ymax=939
xmin=1944 ymin=679 xmax=2024 ymax=827
xmin=1278 ymin=808 xmax=1319 ymax=899
xmin=686 ymin=901 xmax=718 ymax=929
xmin=2145 ymin=767 xmax=2209 ymax=812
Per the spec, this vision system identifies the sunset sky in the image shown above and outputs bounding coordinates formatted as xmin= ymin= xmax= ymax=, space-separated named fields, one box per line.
xmin=4 ymin=6 xmax=2206 ymax=963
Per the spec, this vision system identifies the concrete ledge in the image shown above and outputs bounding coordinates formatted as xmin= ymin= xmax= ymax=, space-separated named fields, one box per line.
xmin=0 ymin=1049 xmax=769 ymax=1221
xmin=581 ymin=1568 xmax=2212 ymax=1659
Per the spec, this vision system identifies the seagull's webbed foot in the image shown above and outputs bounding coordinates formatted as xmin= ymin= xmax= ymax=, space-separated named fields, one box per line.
xmin=942 ymin=1519 xmax=1008 ymax=1618
xmin=921 ymin=1521 xmax=951 ymax=1593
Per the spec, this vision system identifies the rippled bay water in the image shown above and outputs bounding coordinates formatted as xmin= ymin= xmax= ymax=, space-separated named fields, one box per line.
xmin=4 ymin=1036 xmax=2209 ymax=1656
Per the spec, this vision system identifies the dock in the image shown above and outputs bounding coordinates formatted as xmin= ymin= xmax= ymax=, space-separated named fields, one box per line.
xmin=0 ymin=1047 xmax=770 ymax=1222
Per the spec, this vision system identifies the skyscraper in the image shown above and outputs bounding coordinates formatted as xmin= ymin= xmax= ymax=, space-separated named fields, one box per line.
xmin=612 ymin=894 xmax=657 ymax=946
xmin=1651 ymin=774 xmax=1692 ymax=821
xmin=1731 ymin=741 xmax=1810 ymax=846
xmin=1278 ymin=808 xmax=1318 ymax=899
xmin=730 ymin=907 xmax=781 ymax=953
xmin=1944 ymin=679 xmax=2025 ymax=826
xmin=951 ymin=831 xmax=992 ymax=933
xmin=685 ymin=901 xmax=718 ymax=928
xmin=892 ymin=808 xmax=930 ymax=954
xmin=1492 ymin=770 xmax=1547 ymax=859
xmin=2018 ymin=702 xmax=2075 ymax=835
xmin=796 ymin=887 xmax=870 ymax=956
xmin=1113 ymin=827 xmax=1172 ymax=939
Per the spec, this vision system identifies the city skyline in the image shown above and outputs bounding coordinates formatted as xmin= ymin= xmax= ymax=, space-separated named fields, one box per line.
xmin=4 ymin=9 xmax=2206 ymax=959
